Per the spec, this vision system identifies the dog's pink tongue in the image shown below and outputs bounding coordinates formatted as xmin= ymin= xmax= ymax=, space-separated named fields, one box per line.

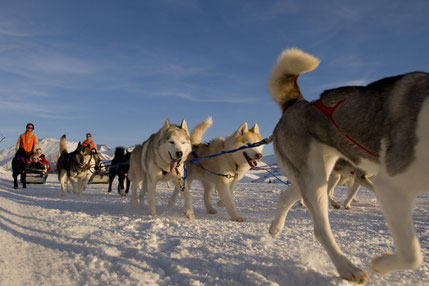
xmin=170 ymin=160 xmax=178 ymax=174
xmin=250 ymin=159 xmax=257 ymax=168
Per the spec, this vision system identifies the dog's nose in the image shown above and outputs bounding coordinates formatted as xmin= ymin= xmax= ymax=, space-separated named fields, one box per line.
xmin=176 ymin=151 xmax=183 ymax=158
xmin=255 ymin=153 xmax=262 ymax=160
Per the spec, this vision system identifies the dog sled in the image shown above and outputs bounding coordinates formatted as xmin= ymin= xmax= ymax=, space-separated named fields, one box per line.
xmin=25 ymin=168 xmax=49 ymax=184
xmin=87 ymin=160 xmax=110 ymax=184
xmin=88 ymin=171 xmax=109 ymax=184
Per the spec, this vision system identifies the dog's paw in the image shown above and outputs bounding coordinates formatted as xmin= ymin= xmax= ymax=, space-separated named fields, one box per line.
xmin=269 ymin=221 xmax=283 ymax=239
xmin=331 ymin=202 xmax=341 ymax=209
xmin=344 ymin=204 xmax=352 ymax=210
xmin=184 ymin=210 xmax=195 ymax=221
xmin=372 ymin=252 xmax=422 ymax=276
xmin=339 ymin=268 xmax=369 ymax=284
xmin=206 ymin=207 xmax=217 ymax=214
xmin=372 ymin=254 xmax=395 ymax=275
xmin=334 ymin=258 xmax=369 ymax=284
xmin=232 ymin=216 xmax=244 ymax=222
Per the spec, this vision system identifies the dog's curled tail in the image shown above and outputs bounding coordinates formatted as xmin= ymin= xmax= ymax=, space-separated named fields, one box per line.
xmin=191 ymin=116 xmax=213 ymax=145
xmin=60 ymin=134 xmax=68 ymax=154
xmin=269 ymin=48 xmax=320 ymax=111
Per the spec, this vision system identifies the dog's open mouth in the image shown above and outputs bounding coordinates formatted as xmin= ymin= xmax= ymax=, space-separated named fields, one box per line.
xmin=168 ymin=152 xmax=182 ymax=175
xmin=243 ymin=152 xmax=258 ymax=168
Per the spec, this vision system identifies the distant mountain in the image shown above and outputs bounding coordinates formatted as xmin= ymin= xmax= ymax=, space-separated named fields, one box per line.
xmin=0 ymin=137 xmax=113 ymax=171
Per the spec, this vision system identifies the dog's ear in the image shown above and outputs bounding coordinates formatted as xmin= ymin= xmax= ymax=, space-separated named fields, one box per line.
xmin=180 ymin=119 xmax=189 ymax=132
xmin=236 ymin=122 xmax=248 ymax=136
xmin=163 ymin=119 xmax=171 ymax=130
xmin=161 ymin=119 xmax=170 ymax=136
xmin=250 ymin=123 xmax=260 ymax=134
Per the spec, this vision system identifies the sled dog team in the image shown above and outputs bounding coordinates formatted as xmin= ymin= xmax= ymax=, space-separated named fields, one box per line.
xmin=57 ymin=48 xmax=429 ymax=284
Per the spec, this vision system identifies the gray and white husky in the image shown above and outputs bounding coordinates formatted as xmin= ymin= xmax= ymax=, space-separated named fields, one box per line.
xmin=268 ymin=48 xmax=429 ymax=283
xmin=300 ymin=158 xmax=373 ymax=209
xmin=327 ymin=158 xmax=373 ymax=209
xmin=169 ymin=117 xmax=264 ymax=222
xmin=57 ymin=135 xmax=93 ymax=196
xmin=128 ymin=119 xmax=193 ymax=219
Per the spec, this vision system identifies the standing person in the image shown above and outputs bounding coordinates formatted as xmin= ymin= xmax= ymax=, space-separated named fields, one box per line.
xmin=82 ymin=133 xmax=97 ymax=151
xmin=82 ymin=133 xmax=101 ymax=170
xmin=16 ymin=123 xmax=38 ymax=156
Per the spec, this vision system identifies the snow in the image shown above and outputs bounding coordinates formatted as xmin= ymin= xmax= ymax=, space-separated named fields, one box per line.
xmin=1 ymin=165 xmax=428 ymax=285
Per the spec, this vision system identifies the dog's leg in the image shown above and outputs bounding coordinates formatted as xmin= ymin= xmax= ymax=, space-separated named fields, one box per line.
xmin=216 ymin=182 xmax=243 ymax=222
xmin=13 ymin=173 xmax=18 ymax=189
xmin=66 ymin=178 xmax=71 ymax=193
xmin=344 ymin=182 xmax=360 ymax=209
xmin=327 ymin=173 xmax=341 ymax=209
xmin=178 ymin=181 xmax=195 ymax=220
xmin=68 ymin=177 xmax=78 ymax=194
xmin=130 ymin=181 xmax=139 ymax=208
xmin=168 ymin=187 xmax=180 ymax=207
xmin=22 ymin=172 xmax=26 ymax=188
xmin=125 ymin=177 xmax=130 ymax=194
xmin=107 ymin=172 xmax=115 ymax=193
xmin=145 ymin=178 xmax=156 ymax=215
xmin=269 ymin=185 xmax=302 ymax=238
xmin=83 ymin=173 xmax=90 ymax=191
xmin=217 ymin=179 xmax=237 ymax=208
xmin=58 ymin=173 xmax=67 ymax=196
xmin=203 ymin=182 xmax=217 ymax=214
xmin=372 ymin=181 xmax=422 ymax=275
xmin=302 ymin=176 xmax=368 ymax=283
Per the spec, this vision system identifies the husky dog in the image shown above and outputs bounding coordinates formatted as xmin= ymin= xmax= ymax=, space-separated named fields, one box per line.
xmin=128 ymin=119 xmax=193 ymax=219
xmin=57 ymin=135 xmax=93 ymax=196
xmin=170 ymin=117 xmax=264 ymax=222
xmin=327 ymin=159 xmax=373 ymax=209
xmin=268 ymin=48 xmax=429 ymax=283
xmin=299 ymin=159 xmax=373 ymax=209
xmin=108 ymin=147 xmax=131 ymax=196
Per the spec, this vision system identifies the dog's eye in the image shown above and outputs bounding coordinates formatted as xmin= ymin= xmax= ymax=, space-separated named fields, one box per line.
xmin=181 ymin=142 xmax=187 ymax=145
xmin=169 ymin=141 xmax=174 ymax=144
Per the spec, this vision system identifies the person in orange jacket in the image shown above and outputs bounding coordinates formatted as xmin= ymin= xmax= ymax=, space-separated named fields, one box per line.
xmin=82 ymin=133 xmax=102 ymax=170
xmin=82 ymin=133 xmax=97 ymax=151
xmin=16 ymin=123 xmax=39 ymax=156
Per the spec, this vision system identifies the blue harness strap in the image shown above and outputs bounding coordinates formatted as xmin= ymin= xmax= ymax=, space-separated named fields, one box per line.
xmin=189 ymin=137 xmax=273 ymax=179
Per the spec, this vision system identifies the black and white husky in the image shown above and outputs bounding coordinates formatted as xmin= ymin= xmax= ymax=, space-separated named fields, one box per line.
xmin=268 ymin=48 xmax=429 ymax=283
xmin=56 ymin=135 xmax=93 ymax=196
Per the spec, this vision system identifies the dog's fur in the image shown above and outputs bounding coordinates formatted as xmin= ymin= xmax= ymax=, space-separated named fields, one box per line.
xmin=56 ymin=135 xmax=93 ymax=196
xmin=12 ymin=148 xmax=27 ymax=189
xmin=268 ymin=48 xmax=429 ymax=283
xmin=108 ymin=147 xmax=131 ymax=196
xmin=327 ymin=159 xmax=373 ymax=209
xmin=169 ymin=117 xmax=264 ymax=222
xmin=128 ymin=119 xmax=193 ymax=218
xmin=299 ymin=158 xmax=374 ymax=209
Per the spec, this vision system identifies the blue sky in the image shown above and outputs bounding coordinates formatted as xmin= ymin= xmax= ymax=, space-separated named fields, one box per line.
xmin=1 ymin=0 xmax=428 ymax=155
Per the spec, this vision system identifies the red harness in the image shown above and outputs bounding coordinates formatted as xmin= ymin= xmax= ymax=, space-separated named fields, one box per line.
xmin=311 ymin=98 xmax=377 ymax=157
